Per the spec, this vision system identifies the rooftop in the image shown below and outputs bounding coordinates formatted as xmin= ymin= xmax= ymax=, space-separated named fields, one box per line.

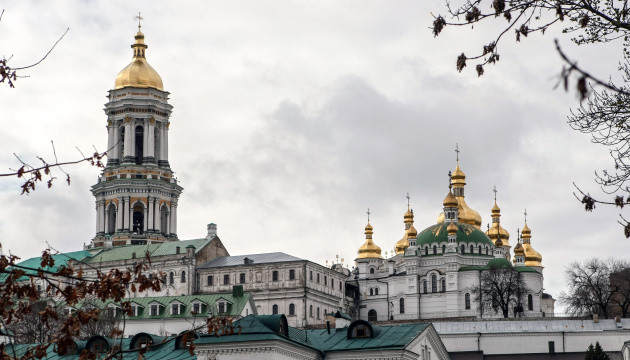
xmin=198 ymin=252 xmax=304 ymax=269
xmin=432 ymin=318 xmax=630 ymax=334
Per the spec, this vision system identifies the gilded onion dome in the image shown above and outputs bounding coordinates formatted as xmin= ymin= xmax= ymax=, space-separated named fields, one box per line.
xmin=115 ymin=29 xmax=164 ymax=90
xmin=513 ymin=240 xmax=525 ymax=260
xmin=395 ymin=206 xmax=416 ymax=254
xmin=357 ymin=222 xmax=383 ymax=259
xmin=443 ymin=190 xmax=458 ymax=208
xmin=521 ymin=221 xmax=543 ymax=267
xmin=437 ymin=163 xmax=482 ymax=228
xmin=485 ymin=200 xmax=510 ymax=247
xmin=447 ymin=222 xmax=458 ymax=235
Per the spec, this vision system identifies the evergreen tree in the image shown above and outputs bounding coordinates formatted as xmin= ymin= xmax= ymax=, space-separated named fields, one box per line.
xmin=585 ymin=342 xmax=610 ymax=360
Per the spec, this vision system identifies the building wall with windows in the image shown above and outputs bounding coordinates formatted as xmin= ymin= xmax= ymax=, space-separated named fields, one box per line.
xmin=196 ymin=253 xmax=347 ymax=328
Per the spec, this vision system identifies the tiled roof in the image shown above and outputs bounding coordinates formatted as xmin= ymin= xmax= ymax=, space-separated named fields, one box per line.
xmin=432 ymin=319 xmax=630 ymax=334
xmin=198 ymin=252 xmax=303 ymax=269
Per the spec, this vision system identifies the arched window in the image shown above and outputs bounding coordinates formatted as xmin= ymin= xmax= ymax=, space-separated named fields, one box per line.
xmin=132 ymin=204 xmax=144 ymax=234
xmin=431 ymin=274 xmax=437 ymax=293
xmin=528 ymin=294 xmax=533 ymax=311
xmin=441 ymin=278 xmax=446 ymax=293
xmin=369 ymin=288 xmax=373 ymax=296
xmin=470 ymin=244 xmax=474 ymax=253
xmin=442 ymin=244 xmax=446 ymax=253
xmin=425 ymin=246 xmax=429 ymax=255
xmin=107 ymin=204 xmax=116 ymax=234
xmin=154 ymin=130 xmax=160 ymax=161
xmin=486 ymin=247 xmax=489 ymax=255
xmin=169 ymin=272 xmax=174 ymax=285
xmin=181 ymin=271 xmax=186 ymax=283
xmin=160 ymin=205 xmax=168 ymax=235
xmin=375 ymin=288 xmax=379 ymax=295
xmin=369 ymin=268 xmax=375 ymax=274
xmin=400 ymin=298 xmax=405 ymax=314
xmin=368 ymin=309 xmax=377 ymax=322
xmin=289 ymin=303 xmax=295 ymax=316
xmin=135 ymin=125 xmax=144 ymax=164
xmin=309 ymin=305 xmax=313 ymax=317
xmin=119 ymin=126 xmax=125 ymax=159
xmin=460 ymin=244 xmax=465 ymax=254
xmin=478 ymin=245 xmax=482 ymax=253
xmin=272 ymin=304 xmax=279 ymax=315
xmin=433 ymin=245 xmax=437 ymax=254
xmin=423 ymin=280 xmax=427 ymax=294
xmin=465 ymin=293 xmax=471 ymax=310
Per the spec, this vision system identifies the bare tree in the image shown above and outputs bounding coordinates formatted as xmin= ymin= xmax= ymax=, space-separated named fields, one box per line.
xmin=471 ymin=264 xmax=529 ymax=318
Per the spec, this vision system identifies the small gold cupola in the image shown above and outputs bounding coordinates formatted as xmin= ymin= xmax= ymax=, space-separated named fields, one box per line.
xmin=485 ymin=187 xmax=510 ymax=248
xmin=395 ymin=194 xmax=417 ymax=254
xmin=114 ymin=15 xmax=164 ymax=91
xmin=521 ymin=209 xmax=543 ymax=267
xmin=437 ymin=145 xmax=482 ymax=228
xmin=357 ymin=209 xmax=383 ymax=259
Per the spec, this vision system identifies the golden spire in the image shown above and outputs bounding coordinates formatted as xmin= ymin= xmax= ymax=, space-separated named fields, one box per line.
xmin=114 ymin=16 xmax=164 ymax=90
xmin=485 ymin=186 xmax=510 ymax=247
xmin=437 ymin=146 xmax=482 ymax=228
xmin=396 ymin=195 xmax=416 ymax=254
xmin=357 ymin=208 xmax=383 ymax=259
xmin=521 ymin=209 xmax=542 ymax=267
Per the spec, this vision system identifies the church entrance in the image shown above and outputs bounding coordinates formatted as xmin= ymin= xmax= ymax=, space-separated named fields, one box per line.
xmin=132 ymin=204 xmax=144 ymax=234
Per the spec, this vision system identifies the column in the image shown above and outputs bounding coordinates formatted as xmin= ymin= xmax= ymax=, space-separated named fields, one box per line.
xmin=166 ymin=210 xmax=171 ymax=236
xmin=170 ymin=202 xmax=177 ymax=236
xmin=143 ymin=119 xmax=149 ymax=162
xmin=116 ymin=198 xmax=123 ymax=231
xmin=111 ymin=123 xmax=120 ymax=163
xmin=147 ymin=197 xmax=154 ymax=232
xmin=103 ymin=203 xmax=109 ymax=234
xmin=124 ymin=197 xmax=131 ymax=231
xmin=95 ymin=202 xmax=101 ymax=234
xmin=143 ymin=200 xmax=149 ymax=234
xmin=123 ymin=121 xmax=134 ymax=161
xmin=106 ymin=125 xmax=115 ymax=166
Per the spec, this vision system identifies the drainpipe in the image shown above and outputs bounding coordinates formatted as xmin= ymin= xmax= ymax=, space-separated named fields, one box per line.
xmin=477 ymin=332 xmax=481 ymax=352
xmin=562 ymin=331 xmax=565 ymax=353
xmin=478 ymin=268 xmax=483 ymax=318
xmin=303 ymin=261 xmax=308 ymax=341
xmin=375 ymin=277 xmax=390 ymax=321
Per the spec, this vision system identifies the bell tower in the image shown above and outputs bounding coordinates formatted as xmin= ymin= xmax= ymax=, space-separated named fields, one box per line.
xmin=91 ymin=21 xmax=182 ymax=248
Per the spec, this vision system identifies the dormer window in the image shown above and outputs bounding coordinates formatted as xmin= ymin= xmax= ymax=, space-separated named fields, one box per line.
xmin=150 ymin=304 xmax=159 ymax=316
xmin=348 ymin=320 xmax=374 ymax=339
xmin=193 ymin=303 xmax=200 ymax=314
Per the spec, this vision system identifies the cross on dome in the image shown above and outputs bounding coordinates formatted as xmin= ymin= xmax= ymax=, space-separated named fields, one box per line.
xmin=136 ymin=12 xmax=143 ymax=30
xmin=493 ymin=186 xmax=497 ymax=201
xmin=366 ymin=208 xmax=371 ymax=222
xmin=455 ymin=143 xmax=460 ymax=162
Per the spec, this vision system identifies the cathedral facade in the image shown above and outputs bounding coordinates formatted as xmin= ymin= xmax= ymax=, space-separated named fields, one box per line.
xmin=351 ymin=162 xmax=553 ymax=321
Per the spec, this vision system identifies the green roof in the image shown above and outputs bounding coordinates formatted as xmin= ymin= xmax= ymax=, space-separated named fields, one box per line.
xmin=149 ymin=238 xmax=210 ymax=257
xmin=486 ymin=257 xmax=512 ymax=269
xmin=416 ymin=223 xmax=494 ymax=251
xmin=84 ymin=239 xmax=211 ymax=264
xmin=5 ymin=335 xmax=194 ymax=360
xmin=97 ymin=293 xmax=251 ymax=319
xmin=1 ymin=250 xmax=92 ymax=282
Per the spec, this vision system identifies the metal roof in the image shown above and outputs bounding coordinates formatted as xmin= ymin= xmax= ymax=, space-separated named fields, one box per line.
xmin=198 ymin=252 xmax=304 ymax=269
xmin=432 ymin=319 xmax=630 ymax=334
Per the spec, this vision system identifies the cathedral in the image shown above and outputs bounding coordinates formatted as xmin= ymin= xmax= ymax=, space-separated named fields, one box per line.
xmin=351 ymin=161 xmax=553 ymax=321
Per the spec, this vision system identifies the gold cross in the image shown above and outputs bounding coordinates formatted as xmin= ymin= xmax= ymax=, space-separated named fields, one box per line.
xmin=524 ymin=208 xmax=528 ymax=222
xmin=406 ymin=193 xmax=410 ymax=207
xmin=136 ymin=12 xmax=144 ymax=30
xmin=493 ymin=186 xmax=497 ymax=201
xmin=455 ymin=143 xmax=460 ymax=162
xmin=366 ymin=208 xmax=371 ymax=222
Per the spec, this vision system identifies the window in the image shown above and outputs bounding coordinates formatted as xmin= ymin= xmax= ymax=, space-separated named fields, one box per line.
xmin=240 ymin=273 xmax=246 ymax=284
xmin=172 ymin=303 xmax=180 ymax=315
xmin=310 ymin=271 xmax=313 ymax=281
xmin=160 ymin=205 xmax=168 ymax=235
xmin=425 ymin=246 xmax=429 ymax=255
xmin=218 ymin=302 xmax=225 ymax=313
xmin=478 ymin=245 xmax=482 ymax=254
xmin=375 ymin=288 xmax=379 ymax=295
xmin=181 ymin=271 xmax=186 ymax=283
xmin=441 ymin=278 xmax=446 ymax=292
xmin=470 ymin=244 xmax=474 ymax=253
xmin=272 ymin=304 xmax=279 ymax=315
xmin=369 ymin=288 xmax=373 ymax=296
xmin=272 ymin=271 xmax=278 ymax=282
xmin=400 ymin=298 xmax=405 ymax=314
xmin=224 ymin=274 xmax=229 ymax=285
xmin=169 ymin=272 xmax=174 ymax=285
xmin=354 ymin=323 xmax=370 ymax=338
xmin=309 ymin=305 xmax=313 ymax=317
xmin=442 ymin=244 xmax=446 ymax=253
xmin=289 ymin=303 xmax=295 ymax=316
xmin=431 ymin=274 xmax=437 ymax=293
xmin=460 ymin=244 xmax=465 ymax=254
xmin=528 ymin=294 xmax=534 ymax=311
xmin=107 ymin=204 xmax=116 ymax=234
xmin=433 ymin=245 xmax=437 ymax=254
xmin=135 ymin=125 xmax=144 ymax=164
xmin=465 ymin=293 xmax=471 ymax=310
xmin=368 ymin=309 xmax=377 ymax=322
xmin=132 ymin=204 xmax=144 ymax=234
xmin=324 ymin=276 xmax=327 ymax=286
xmin=176 ymin=246 xmax=181 ymax=254
xmin=289 ymin=269 xmax=295 ymax=280
xmin=317 ymin=273 xmax=320 ymax=283
xmin=317 ymin=307 xmax=320 ymax=319
xmin=339 ymin=282 xmax=343 ymax=291
xmin=331 ymin=278 xmax=334 ymax=289
xmin=150 ymin=305 xmax=159 ymax=316
xmin=423 ymin=280 xmax=427 ymax=294
xmin=207 ymin=275 xmax=213 ymax=286
xmin=486 ymin=247 xmax=489 ymax=255
xmin=131 ymin=305 xmax=138 ymax=316
xmin=192 ymin=303 xmax=201 ymax=314
xmin=370 ymin=268 xmax=375 ymax=274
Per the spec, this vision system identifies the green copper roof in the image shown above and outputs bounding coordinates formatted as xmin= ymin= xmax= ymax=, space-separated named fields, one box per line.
xmin=416 ymin=223 xmax=494 ymax=250
xmin=150 ymin=238 xmax=210 ymax=257
xmin=83 ymin=239 xmax=211 ymax=264
xmin=0 ymin=250 xmax=92 ymax=282
xmin=486 ymin=257 xmax=512 ymax=269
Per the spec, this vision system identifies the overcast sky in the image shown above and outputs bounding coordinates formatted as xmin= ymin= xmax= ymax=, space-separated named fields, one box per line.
xmin=1 ymin=1 xmax=627 ymax=308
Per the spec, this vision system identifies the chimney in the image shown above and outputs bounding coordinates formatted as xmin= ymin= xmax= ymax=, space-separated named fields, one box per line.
xmin=186 ymin=245 xmax=195 ymax=258
xmin=326 ymin=320 xmax=331 ymax=334
xmin=207 ymin=223 xmax=217 ymax=239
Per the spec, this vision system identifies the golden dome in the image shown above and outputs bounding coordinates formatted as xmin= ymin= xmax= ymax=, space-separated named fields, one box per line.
xmin=114 ymin=30 xmax=164 ymax=91
xmin=447 ymin=222 xmax=458 ymax=235
xmin=485 ymin=201 xmax=510 ymax=247
xmin=394 ymin=233 xmax=409 ymax=255
xmin=443 ymin=190 xmax=458 ymax=208
xmin=451 ymin=163 xmax=466 ymax=187
xmin=407 ymin=224 xmax=418 ymax=238
xmin=521 ymin=221 xmax=542 ymax=267
xmin=438 ymin=162 xmax=482 ymax=228
xmin=514 ymin=241 xmax=525 ymax=256
xmin=395 ymin=206 xmax=416 ymax=255
xmin=357 ymin=222 xmax=383 ymax=259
